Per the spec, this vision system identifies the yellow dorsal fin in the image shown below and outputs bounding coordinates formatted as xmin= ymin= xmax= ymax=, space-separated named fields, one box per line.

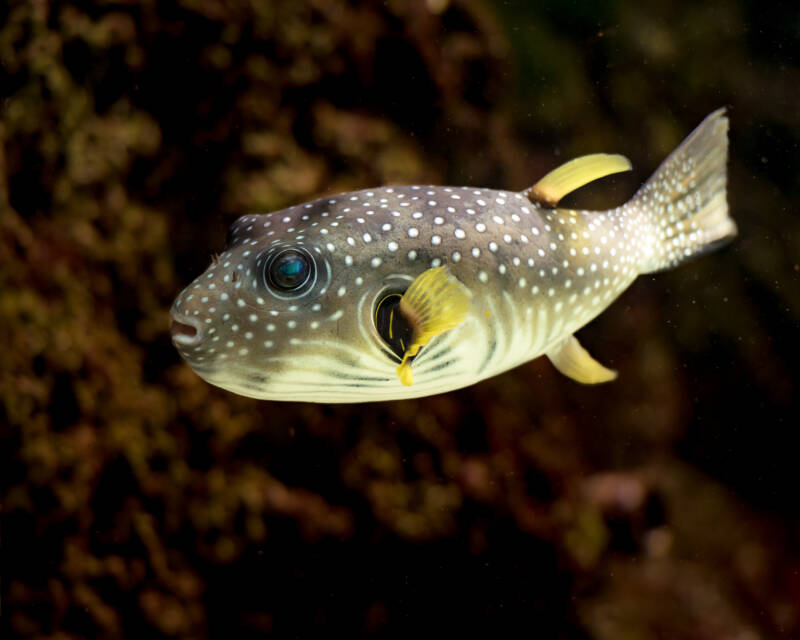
xmin=396 ymin=267 xmax=471 ymax=386
xmin=525 ymin=153 xmax=632 ymax=206
xmin=546 ymin=335 xmax=617 ymax=384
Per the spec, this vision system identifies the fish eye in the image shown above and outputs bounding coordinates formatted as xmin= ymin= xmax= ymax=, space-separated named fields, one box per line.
xmin=265 ymin=248 xmax=314 ymax=293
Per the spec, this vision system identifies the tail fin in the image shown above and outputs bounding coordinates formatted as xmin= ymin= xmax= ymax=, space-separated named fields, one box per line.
xmin=630 ymin=109 xmax=736 ymax=274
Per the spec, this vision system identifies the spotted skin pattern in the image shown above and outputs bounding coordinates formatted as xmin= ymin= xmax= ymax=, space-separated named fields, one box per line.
xmin=171 ymin=110 xmax=735 ymax=402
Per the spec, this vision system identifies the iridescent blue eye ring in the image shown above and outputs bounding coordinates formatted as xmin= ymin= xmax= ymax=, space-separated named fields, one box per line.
xmin=265 ymin=248 xmax=314 ymax=293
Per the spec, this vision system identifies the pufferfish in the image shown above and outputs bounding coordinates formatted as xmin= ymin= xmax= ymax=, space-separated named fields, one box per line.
xmin=170 ymin=109 xmax=735 ymax=402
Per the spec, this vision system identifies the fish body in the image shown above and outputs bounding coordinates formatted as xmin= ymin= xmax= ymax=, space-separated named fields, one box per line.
xmin=171 ymin=110 xmax=735 ymax=402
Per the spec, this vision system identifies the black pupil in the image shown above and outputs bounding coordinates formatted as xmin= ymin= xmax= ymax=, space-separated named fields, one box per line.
xmin=271 ymin=251 xmax=309 ymax=290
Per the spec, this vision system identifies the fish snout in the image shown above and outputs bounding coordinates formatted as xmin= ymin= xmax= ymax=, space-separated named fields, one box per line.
xmin=170 ymin=310 xmax=204 ymax=347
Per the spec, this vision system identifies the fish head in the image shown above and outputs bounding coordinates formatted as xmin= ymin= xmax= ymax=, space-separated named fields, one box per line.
xmin=170 ymin=209 xmax=414 ymax=401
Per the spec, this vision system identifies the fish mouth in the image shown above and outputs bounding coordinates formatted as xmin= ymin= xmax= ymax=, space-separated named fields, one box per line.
xmin=170 ymin=311 xmax=204 ymax=347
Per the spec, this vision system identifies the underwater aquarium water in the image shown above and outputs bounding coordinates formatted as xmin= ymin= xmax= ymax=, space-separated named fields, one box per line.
xmin=2 ymin=0 xmax=799 ymax=638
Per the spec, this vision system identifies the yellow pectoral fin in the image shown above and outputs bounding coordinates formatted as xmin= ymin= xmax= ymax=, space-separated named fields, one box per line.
xmin=546 ymin=335 xmax=617 ymax=384
xmin=395 ymin=267 xmax=471 ymax=386
xmin=397 ymin=351 xmax=417 ymax=386
xmin=525 ymin=153 xmax=632 ymax=206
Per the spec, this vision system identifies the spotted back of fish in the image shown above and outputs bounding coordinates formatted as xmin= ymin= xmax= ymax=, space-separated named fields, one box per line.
xmin=170 ymin=110 xmax=734 ymax=402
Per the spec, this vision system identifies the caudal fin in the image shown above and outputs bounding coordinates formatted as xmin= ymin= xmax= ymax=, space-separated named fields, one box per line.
xmin=630 ymin=109 xmax=736 ymax=274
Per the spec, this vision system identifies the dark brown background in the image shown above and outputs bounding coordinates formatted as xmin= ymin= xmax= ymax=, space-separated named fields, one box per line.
xmin=2 ymin=0 xmax=799 ymax=637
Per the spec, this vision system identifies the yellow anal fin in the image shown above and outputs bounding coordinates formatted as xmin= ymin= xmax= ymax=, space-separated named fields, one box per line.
xmin=525 ymin=153 xmax=632 ymax=206
xmin=546 ymin=335 xmax=617 ymax=384
xmin=396 ymin=267 xmax=471 ymax=386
